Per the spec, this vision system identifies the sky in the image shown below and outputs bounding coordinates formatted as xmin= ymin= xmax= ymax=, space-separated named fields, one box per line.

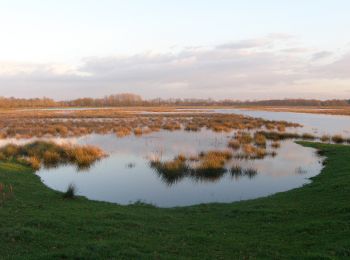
xmin=0 ymin=0 xmax=350 ymax=100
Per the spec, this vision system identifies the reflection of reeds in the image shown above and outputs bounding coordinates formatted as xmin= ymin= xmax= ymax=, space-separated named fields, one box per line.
xmin=295 ymin=167 xmax=307 ymax=174
xmin=244 ymin=168 xmax=258 ymax=179
xmin=230 ymin=165 xmax=258 ymax=179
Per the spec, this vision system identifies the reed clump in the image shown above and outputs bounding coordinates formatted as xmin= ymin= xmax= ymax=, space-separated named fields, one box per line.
xmin=195 ymin=150 xmax=232 ymax=174
xmin=228 ymin=140 xmax=241 ymax=150
xmin=0 ymin=183 xmax=14 ymax=206
xmin=321 ymin=135 xmax=331 ymax=143
xmin=256 ymin=131 xmax=300 ymax=141
xmin=63 ymin=184 xmax=76 ymax=199
xmin=301 ymin=133 xmax=316 ymax=140
xmin=254 ymin=133 xmax=267 ymax=147
xmin=0 ymin=141 xmax=106 ymax=170
xmin=332 ymin=135 xmax=345 ymax=144
xmin=271 ymin=141 xmax=281 ymax=149
xmin=234 ymin=132 xmax=253 ymax=144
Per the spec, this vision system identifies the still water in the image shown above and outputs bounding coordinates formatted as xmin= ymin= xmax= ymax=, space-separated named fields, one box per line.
xmin=35 ymin=129 xmax=323 ymax=207
xmin=189 ymin=108 xmax=350 ymax=136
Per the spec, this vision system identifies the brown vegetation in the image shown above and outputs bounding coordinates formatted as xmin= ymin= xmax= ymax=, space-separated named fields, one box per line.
xmin=0 ymin=141 xmax=106 ymax=170
xmin=0 ymin=109 xmax=301 ymax=139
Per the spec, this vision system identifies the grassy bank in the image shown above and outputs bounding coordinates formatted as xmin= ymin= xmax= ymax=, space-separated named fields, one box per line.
xmin=0 ymin=142 xmax=349 ymax=259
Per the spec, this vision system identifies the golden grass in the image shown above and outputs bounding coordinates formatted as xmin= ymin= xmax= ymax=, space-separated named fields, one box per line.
xmin=0 ymin=141 xmax=106 ymax=170
xmin=0 ymin=109 xmax=301 ymax=139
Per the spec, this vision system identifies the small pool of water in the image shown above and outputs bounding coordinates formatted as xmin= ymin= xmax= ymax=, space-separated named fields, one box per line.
xmin=34 ymin=129 xmax=323 ymax=207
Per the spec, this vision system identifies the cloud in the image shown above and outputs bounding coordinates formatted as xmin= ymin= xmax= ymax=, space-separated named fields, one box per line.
xmin=0 ymin=36 xmax=349 ymax=100
xmin=311 ymin=51 xmax=333 ymax=61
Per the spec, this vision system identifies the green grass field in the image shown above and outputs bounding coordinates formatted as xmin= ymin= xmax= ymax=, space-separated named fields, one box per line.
xmin=0 ymin=142 xmax=349 ymax=259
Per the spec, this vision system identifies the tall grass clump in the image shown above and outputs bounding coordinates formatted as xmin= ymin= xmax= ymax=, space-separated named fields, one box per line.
xmin=321 ymin=135 xmax=331 ymax=143
xmin=195 ymin=150 xmax=232 ymax=175
xmin=0 ymin=183 xmax=14 ymax=206
xmin=228 ymin=140 xmax=240 ymax=150
xmin=257 ymin=131 xmax=300 ymax=141
xmin=235 ymin=132 xmax=253 ymax=144
xmin=254 ymin=133 xmax=267 ymax=147
xmin=150 ymin=155 xmax=189 ymax=185
xmin=0 ymin=141 xmax=106 ymax=170
xmin=271 ymin=141 xmax=281 ymax=149
xmin=301 ymin=133 xmax=316 ymax=140
xmin=332 ymin=135 xmax=345 ymax=144
xmin=63 ymin=184 xmax=76 ymax=199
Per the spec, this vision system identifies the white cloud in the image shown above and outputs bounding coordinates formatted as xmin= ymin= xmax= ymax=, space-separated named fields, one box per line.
xmin=0 ymin=36 xmax=349 ymax=100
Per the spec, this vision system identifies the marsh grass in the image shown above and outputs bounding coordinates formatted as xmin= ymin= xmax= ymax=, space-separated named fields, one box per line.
xmin=257 ymin=131 xmax=301 ymax=141
xmin=332 ymin=135 xmax=345 ymax=144
xmin=0 ymin=109 xmax=301 ymax=139
xmin=63 ymin=184 xmax=76 ymax=199
xmin=228 ymin=140 xmax=241 ymax=150
xmin=235 ymin=132 xmax=253 ymax=144
xmin=254 ymin=133 xmax=267 ymax=147
xmin=133 ymin=127 xmax=143 ymax=136
xmin=0 ymin=141 xmax=106 ymax=170
xmin=301 ymin=133 xmax=316 ymax=140
xmin=321 ymin=135 xmax=331 ymax=143
xmin=115 ymin=127 xmax=132 ymax=138
xmin=271 ymin=141 xmax=281 ymax=149
xmin=0 ymin=182 xmax=13 ymax=206
xmin=149 ymin=149 xmax=263 ymax=184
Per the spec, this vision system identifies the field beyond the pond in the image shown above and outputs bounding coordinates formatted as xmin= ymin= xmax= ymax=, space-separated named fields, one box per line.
xmin=0 ymin=142 xmax=349 ymax=258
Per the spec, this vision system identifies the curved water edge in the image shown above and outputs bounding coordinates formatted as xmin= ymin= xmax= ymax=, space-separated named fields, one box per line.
xmin=34 ymin=130 xmax=323 ymax=207
xmin=1 ymin=109 xmax=346 ymax=207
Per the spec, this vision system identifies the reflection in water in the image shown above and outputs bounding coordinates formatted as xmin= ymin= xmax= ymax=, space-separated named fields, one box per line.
xmin=34 ymin=129 xmax=323 ymax=207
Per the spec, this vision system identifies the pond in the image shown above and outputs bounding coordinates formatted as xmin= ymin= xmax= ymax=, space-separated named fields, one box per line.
xmin=32 ymin=127 xmax=323 ymax=207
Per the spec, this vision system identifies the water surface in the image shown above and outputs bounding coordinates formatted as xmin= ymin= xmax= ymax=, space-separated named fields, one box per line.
xmin=36 ymin=129 xmax=323 ymax=207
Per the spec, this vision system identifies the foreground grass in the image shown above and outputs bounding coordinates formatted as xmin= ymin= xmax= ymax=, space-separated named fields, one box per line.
xmin=0 ymin=142 xmax=349 ymax=259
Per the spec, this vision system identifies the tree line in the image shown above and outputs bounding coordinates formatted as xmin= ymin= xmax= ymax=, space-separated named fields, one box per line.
xmin=0 ymin=94 xmax=349 ymax=108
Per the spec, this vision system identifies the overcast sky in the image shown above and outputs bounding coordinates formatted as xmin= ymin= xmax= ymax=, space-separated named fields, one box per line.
xmin=1 ymin=0 xmax=350 ymax=100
